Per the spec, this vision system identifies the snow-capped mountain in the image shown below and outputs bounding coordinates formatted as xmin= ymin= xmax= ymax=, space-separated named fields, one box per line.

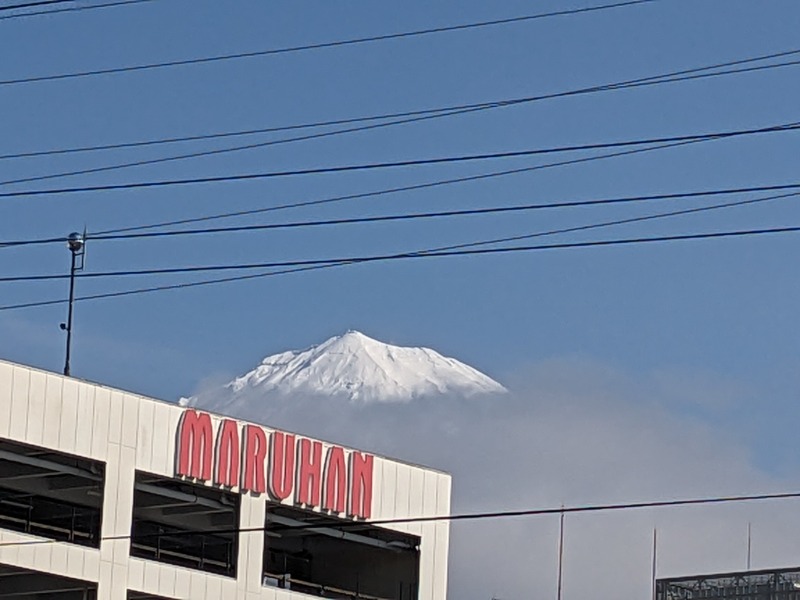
xmin=181 ymin=330 xmax=506 ymax=413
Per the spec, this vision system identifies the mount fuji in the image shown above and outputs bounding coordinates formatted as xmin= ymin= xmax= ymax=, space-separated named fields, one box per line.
xmin=180 ymin=330 xmax=506 ymax=418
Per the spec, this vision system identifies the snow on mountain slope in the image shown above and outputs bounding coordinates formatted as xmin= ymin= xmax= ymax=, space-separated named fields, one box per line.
xmin=181 ymin=330 xmax=506 ymax=413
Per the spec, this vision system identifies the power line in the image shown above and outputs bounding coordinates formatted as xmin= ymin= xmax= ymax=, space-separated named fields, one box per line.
xmin=4 ymin=118 xmax=799 ymax=200
xmin=95 ymin=127 xmax=795 ymax=237
xmin=432 ymin=190 xmax=800 ymax=253
xmin=4 ymin=182 xmax=800 ymax=249
xmin=1 ymin=189 xmax=793 ymax=310
xmin=3 ymin=55 xmax=800 ymax=191
xmin=0 ymin=0 xmax=654 ymax=86
xmin=3 ymin=45 xmax=797 ymax=164
xmin=2 ymin=115 xmax=798 ymax=190
xmin=0 ymin=0 xmax=154 ymax=21
xmin=5 ymin=222 xmax=800 ymax=284
xmin=0 ymin=0 xmax=71 ymax=11
xmin=0 ymin=489 xmax=798 ymax=547
xmin=0 ymin=107 xmax=511 ymax=188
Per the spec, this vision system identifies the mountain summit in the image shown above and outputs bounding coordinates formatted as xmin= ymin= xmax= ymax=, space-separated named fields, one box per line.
xmin=181 ymin=330 xmax=506 ymax=412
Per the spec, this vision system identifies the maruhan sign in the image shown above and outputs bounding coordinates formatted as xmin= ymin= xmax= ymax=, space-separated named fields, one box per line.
xmin=175 ymin=408 xmax=374 ymax=519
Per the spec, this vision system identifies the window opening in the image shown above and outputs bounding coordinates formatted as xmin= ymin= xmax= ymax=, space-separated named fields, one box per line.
xmin=0 ymin=439 xmax=104 ymax=548
xmin=130 ymin=471 xmax=239 ymax=578
xmin=263 ymin=503 xmax=420 ymax=600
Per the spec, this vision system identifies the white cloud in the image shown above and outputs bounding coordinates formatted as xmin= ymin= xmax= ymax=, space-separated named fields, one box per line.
xmin=189 ymin=356 xmax=800 ymax=600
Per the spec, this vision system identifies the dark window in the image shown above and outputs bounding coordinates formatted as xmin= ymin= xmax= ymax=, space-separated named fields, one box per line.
xmin=0 ymin=563 xmax=97 ymax=599
xmin=263 ymin=504 xmax=420 ymax=600
xmin=130 ymin=472 xmax=239 ymax=578
xmin=0 ymin=438 xmax=104 ymax=548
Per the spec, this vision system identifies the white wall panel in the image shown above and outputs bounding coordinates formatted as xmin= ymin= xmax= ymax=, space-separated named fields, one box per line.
xmin=205 ymin=573 xmax=223 ymax=598
xmin=98 ymin=559 xmax=113 ymax=599
xmin=75 ymin=382 xmax=96 ymax=457
xmin=371 ymin=457 xmax=385 ymax=519
xmin=127 ymin=554 xmax=144 ymax=590
xmin=30 ymin=540 xmax=52 ymax=574
xmin=174 ymin=567 xmax=191 ymax=598
xmin=9 ymin=365 xmax=30 ymax=443
xmin=408 ymin=468 xmax=426 ymax=536
xmin=15 ymin=534 xmax=35 ymax=569
xmin=380 ymin=460 xmax=398 ymax=522
xmin=394 ymin=464 xmax=413 ymax=528
xmin=0 ymin=362 xmax=13 ymax=439
xmin=0 ymin=530 xmax=21 ymax=565
xmin=135 ymin=397 xmax=155 ymax=471
xmin=157 ymin=562 xmax=177 ymax=597
xmin=59 ymin=377 xmax=80 ymax=453
xmin=66 ymin=545 xmax=85 ymax=581
xmin=121 ymin=393 xmax=139 ymax=448
xmin=242 ymin=497 xmax=267 ymax=594
xmin=189 ymin=570 xmax=207 ymax=599
xmin=111 ymin=563 xmax=129 ymax=599
xmin=50 ymin=543 xmax=68 ymax=575
xmin=418 ymin=523 xmax=437 ymax=600
xmin=150 ymin=401 xmax=174 ymax=476
xmin=25 ymin=369 xmax=46 ymax=446
xmin=83 ymin=546 xmax=101 ymax=580
xmin=90 ymin=386 xmax=110 ymax=460
xmin=108 ymin=391 xmax=124 ymax=445
xmin=115 ymin=446 xmax=137 ymax=540
xmin=42 ymin=374 xmax=62 ymax=448
xmin=142 ymin=560 xmax=159 ymax=591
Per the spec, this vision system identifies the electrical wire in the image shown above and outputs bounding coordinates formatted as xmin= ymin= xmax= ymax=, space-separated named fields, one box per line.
xmin=0 ymin=489 xmax=798 ymax=547
xmin=4 ymin=182 xmax=800 ymax=250
xmin=1 ymin=188 xmax=795 ymax=310
xmin=0 ymin=0 xmax=154 ymax=21
xmin=4 ymin=55 xmax=800 ymax=190
xmin=0 ymin=106 xmax=537 ymax=188
xmin=0 ymin=0 xmax=72 ymax=11
xmin=5 ymin=220 xmax=800 ymax=284
xmin=94 ymin=128 xmax=795 ymax=236
xmin=0 ymin=0 xmax=654 ymax=85
xmin=3 ymin=45 xmax=797 ymax=164
xmin=2 ymin=116 xmax=798 ymax=190
xmin=4 ymin=116 xmax=799 ymax=200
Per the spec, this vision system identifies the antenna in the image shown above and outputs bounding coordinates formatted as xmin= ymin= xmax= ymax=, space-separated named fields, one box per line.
xmin=61 ymin=231 xmax=86 ymax=377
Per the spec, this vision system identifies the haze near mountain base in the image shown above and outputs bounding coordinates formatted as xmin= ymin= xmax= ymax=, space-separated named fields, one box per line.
xmin=180 ymin=330 xmax=507 ymax=420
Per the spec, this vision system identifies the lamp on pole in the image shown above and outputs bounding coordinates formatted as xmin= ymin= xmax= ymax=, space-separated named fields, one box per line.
xmin=60 ymin=232 xmax=85 ymax=377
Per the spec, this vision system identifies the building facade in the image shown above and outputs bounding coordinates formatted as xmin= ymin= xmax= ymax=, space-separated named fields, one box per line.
xmin=0 ymin=359 xmax=451 ymax=599
xmin=657 ymin=567 xmax=800 ymax=600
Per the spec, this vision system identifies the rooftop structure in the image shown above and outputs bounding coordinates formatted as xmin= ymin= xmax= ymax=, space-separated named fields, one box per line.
xmin=0 ymin=359 xmax=451 ymax=600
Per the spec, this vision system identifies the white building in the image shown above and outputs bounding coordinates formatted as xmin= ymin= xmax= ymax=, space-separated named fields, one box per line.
xmin=0 ymin=359 xmax=451 ymax=599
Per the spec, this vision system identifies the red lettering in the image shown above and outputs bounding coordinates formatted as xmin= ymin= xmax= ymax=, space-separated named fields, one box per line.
xmin=269 ymin=431 xmax=295 ymax=501
xmin=323 ymin=446 xmax=347 ymax=513
xmin=241 ymin=425 xmax=267 ymax=494
xmin=176 ymin=410 xmax=213 ymax=481
xmin=214 ymin=419 xmax=240 ymax=488
xmin=296 ymin=439 xmax=323 ymax=507
xmin=348 ymin=452 xmax=373 ymax=519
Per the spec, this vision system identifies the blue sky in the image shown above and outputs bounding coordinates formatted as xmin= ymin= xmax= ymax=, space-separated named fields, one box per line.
xmin=2 ymin=0 xmax=800 ymax=470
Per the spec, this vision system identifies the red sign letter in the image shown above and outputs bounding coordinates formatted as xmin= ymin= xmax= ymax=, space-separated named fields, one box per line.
xmin=348 ymin=452 xmax=374 ymax=519
xmin=323 ymin=446 xmax=347 ymax=514
xmin=269 ymin=431 xmax=295 ymax=501
xmin=214 ymin=419 xmax=240 ymax=488
xmin=296 ymin=439 xmax=323 ymax=507
xmin=176 ymin=410 xmax=213 ymax=481
xmin=241 ymin=424 xmax=267 ymax=494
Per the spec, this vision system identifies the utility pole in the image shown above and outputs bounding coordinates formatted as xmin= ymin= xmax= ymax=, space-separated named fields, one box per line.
xmin=61 ymin=232 xmax=85 ymax=377
xmin=557 ymin=508 xmax=565 ymax=600
xmin=651 ymin=529 xmax=658 ymax=600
